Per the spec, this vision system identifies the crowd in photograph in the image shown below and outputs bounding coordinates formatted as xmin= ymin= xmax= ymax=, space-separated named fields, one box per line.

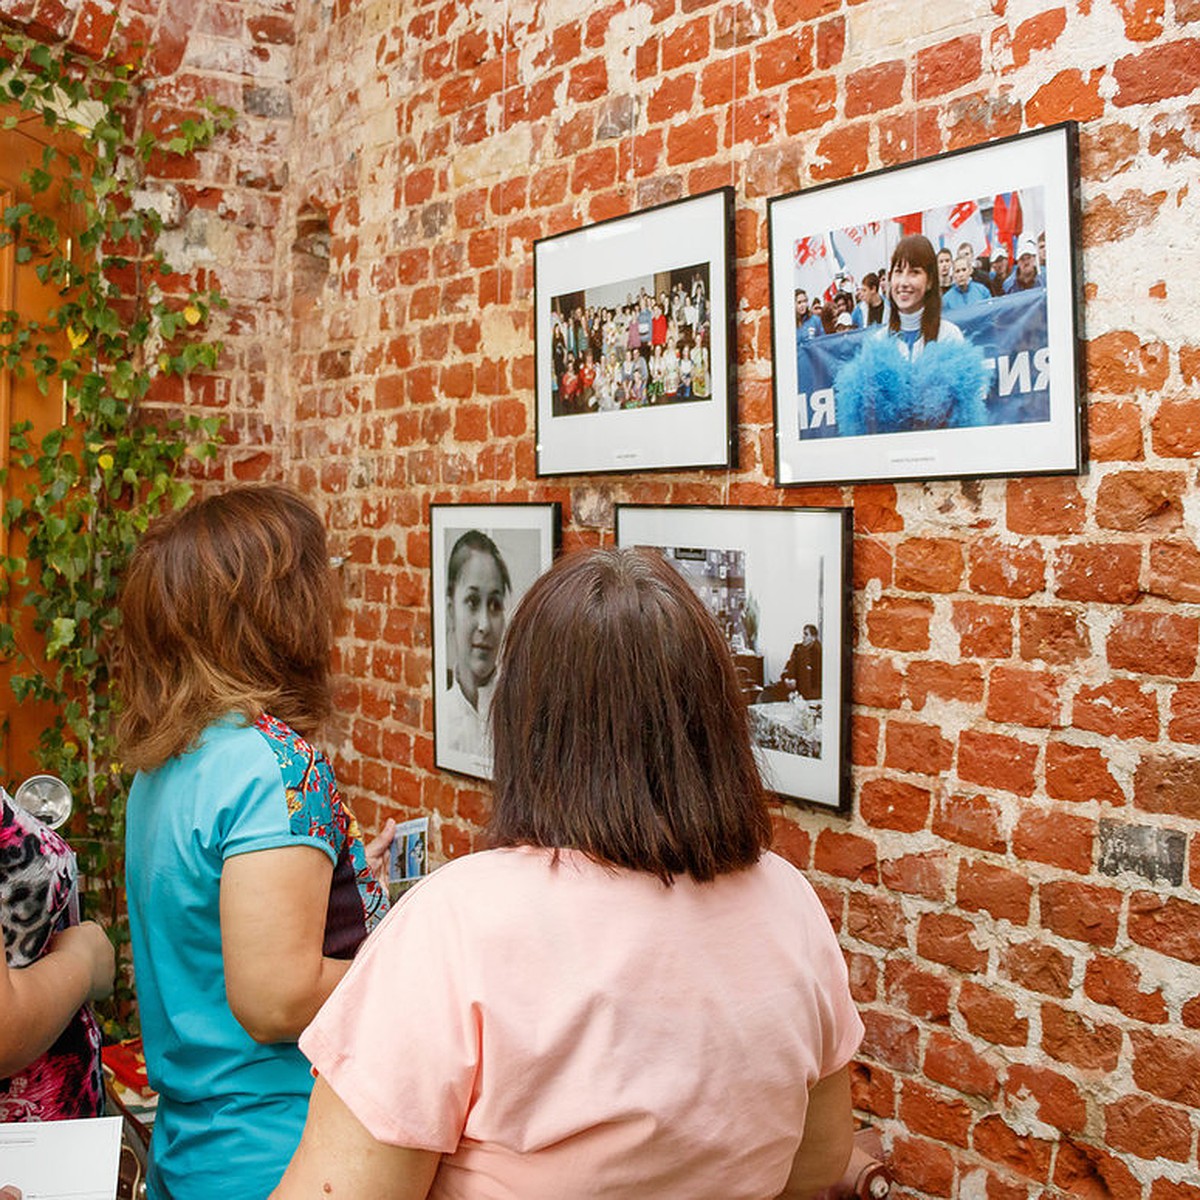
xmin=550 ymin=276 xmax=712 ymax=416
xmin=795 ymin=231 xmax=1047 ymax=340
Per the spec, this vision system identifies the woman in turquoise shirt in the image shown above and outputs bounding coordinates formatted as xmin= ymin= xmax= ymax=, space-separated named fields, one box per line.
xmin=118 ymin=485 xmax=391 ymax=1200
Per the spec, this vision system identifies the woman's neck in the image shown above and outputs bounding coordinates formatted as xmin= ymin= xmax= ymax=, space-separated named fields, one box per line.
xmin=898 ymin=308 xmax=923 ymax=333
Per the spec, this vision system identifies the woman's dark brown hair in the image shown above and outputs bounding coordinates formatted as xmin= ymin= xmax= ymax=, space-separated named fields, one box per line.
xmin=887 ymin=233 xmax=943 ymax=344
xmin=489 ymin=547 xmax=771 ymax=884
xmin=116 ymin=484 xmax=337 ymax=773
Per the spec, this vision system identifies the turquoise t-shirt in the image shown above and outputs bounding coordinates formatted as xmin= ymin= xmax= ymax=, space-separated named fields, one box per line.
xmin=125 ymin=714 xmax=388 ymax=1200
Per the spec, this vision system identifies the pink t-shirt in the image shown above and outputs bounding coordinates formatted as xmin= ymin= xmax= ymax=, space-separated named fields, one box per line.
xmin=300 ymin=847 xmax=863 ymax=1200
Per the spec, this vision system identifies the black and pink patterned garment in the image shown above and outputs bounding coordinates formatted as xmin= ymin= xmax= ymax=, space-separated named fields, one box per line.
xmin=0 ymin=791 xmax=104 ymax=1121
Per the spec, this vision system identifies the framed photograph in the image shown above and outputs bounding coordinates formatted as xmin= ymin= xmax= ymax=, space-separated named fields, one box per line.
xmin=769 ymin=121 xmax=1084 ymax=487
xmin=534 ymin=187 xmax=737 ymax=476
xmin=431 ymin=503 xmax=561 ymax=780
xmin=615 ymin=505 xmax=852 ymax=812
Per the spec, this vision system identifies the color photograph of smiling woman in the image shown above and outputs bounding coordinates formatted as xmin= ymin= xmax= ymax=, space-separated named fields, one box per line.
xmin=833 ymin=234 xmax=989 ymax=437
xmin=442 ymin=530 xmax=511 ymax=759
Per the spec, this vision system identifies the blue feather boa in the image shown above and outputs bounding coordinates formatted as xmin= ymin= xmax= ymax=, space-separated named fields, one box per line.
xmin=833 ymin=331 xmax=990 ymax=437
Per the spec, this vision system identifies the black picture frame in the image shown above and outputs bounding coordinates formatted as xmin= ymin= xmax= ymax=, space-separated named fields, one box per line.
xmin=431 ymin=502 xmax=561 ymax=781
xmin=534 ymin=187 xmax=737 ymax=476
xmin=615 ymin=504 xmax=853 ymax=813
xmin=769 ymin=122 xmax=1085 ymax=487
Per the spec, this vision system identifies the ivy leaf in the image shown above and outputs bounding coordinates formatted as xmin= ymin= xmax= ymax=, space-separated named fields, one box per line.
xmin=45 ymin=616 xmax=77 ymax=658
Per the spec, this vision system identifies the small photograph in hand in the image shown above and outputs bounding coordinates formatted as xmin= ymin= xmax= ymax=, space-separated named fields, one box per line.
xmin=388 ymin=816 xmax=429 ymax=901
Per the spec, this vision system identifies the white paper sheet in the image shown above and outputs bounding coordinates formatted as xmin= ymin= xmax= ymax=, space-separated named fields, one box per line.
xmin=0 ymin=1116 xmax=122 ymax=1199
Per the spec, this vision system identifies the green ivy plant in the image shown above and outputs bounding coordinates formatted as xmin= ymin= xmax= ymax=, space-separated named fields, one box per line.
xmin=0 ymin=31 xmax=232 ymax=1034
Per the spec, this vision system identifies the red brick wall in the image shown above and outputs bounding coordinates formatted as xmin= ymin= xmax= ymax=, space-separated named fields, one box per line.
xmin=12 ymin=0 xmax=1200 ymax=1193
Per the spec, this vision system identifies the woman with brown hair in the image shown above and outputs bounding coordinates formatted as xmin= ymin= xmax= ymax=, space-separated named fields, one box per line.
xmin=275 ymin=547 xmax=862 ymax=1199
xmin=118 ymin=484 xmax=390 ymax=1200
xmin=834 ymin=233 xmax=988 ymax=437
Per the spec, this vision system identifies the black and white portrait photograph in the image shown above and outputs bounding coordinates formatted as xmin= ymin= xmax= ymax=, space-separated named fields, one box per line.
xmin=535 ymin=187 xmax=736 ymax=476
xmin=431 ymin=504 xmax=560 ymax=780
xmin=615 ymin=505 xmax=852 ymax=812
xmin=769 ymin=122 xmax=1083 ymax=487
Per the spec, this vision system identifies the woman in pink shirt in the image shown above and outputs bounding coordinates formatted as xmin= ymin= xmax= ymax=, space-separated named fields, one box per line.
xmin=275 ymin=549 xmax=863 ymax=1200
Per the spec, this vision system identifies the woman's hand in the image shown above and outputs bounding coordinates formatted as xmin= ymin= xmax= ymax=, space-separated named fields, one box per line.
xmin=49 ymin=922 xmax=116 ymax=1002
xmin=364 ymin=819 xmax=396 ymax=887
xmin=1 ymin=1185 xmax=23 ymax=1199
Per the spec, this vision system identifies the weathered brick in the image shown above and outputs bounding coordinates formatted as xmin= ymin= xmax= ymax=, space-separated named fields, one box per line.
xmin=1072 ymin=680 xmax=1160 ymax=740
xmin=854 ymin=484 xmax=905 ymax=532
xmin=864 ymin=777 xmax=926 ymax=835
xmin=1085 ymin=957 xmax=1168 ymax=1023
xmin=753 ymin=28 xmax=814 ymax=89
xmin=813 ymin=829 xmax=878 ymax=882
xmin=1001 ymin=940 xmax=1074 ymax=998
xmin=1132 ymin=752 xmax=1200 ymax=819
xmin=866 ymin=596 xmax=933 ymax=652
xmin=895 ymin=537 xmax=963 ymax=593
xmin=1105 ymin=1093 xmax=1193 ymax=1161
xmin=952 ymin=601 xmax=1013 ymax=658
xmin=1130 ymin=1028 xmax=1200 ymax=1107
xmin=932 ymin=793 xmax=1006 ymax=853
xmin=917 ymin=913 xmax=988 ymax=974
xmin=1045 ymin=741 xmax=1125 ymax=806
xmin=959 ymin=981 xmax=1028 ymax=1046
xmin=1053 ymin=542 xmax=1142 ymax=604
xmin=1128 ymin=892 xmax=1200 ymax=964
xmin=1096 ymin=471 xmax=1185 ymax=532
xmin=1149 ymin=537 xmax=1200 ymax=602
xmin=887 ymin=1135 xmax=955 ymax=1196
xmin=1087 ymin=400 xmax=1144 ymax=461
xmin=1006 ymin=1063 xmax=1087 ymax=1133
xmin=1006 ymin=477 xmax=1085 ymax=535
xmin=1112 ymin=38 xmax=1200 ymax=106
xmin=1040 ymin=879 xmax=1121 ymax=946
xmin=972 ymin=1114 xmax=1054 ymax=1181
xmin=885 ymin=960 xmax=951 ymax=1023
xmin=860 ymin=1009 xmax=920 ymax=1072
xmin=850 ymin=1061 xmax=896 ymax=1118
xmin=957 ymin=860 xmax=1032 ymax=923
xmin=1087 ymin=330 xmax=1171 ymax=392
xmin=958 ymin=730 xmax=1038 ymax=796
xmin=1020 ymin=606 xmax=1093 ymax=668
xmin=883 ymin=719 xmax=953 ymax=776
xmin=968 ymin=537 xmax=1044 ymax=598
xmin=1028 ymin=67 xmax=1107 ymax=124
xmin=854 ymin=654 xmax=905 ymax=708
xmin=906 ymin=660 xmax=984 ymax=707
xmin=846 ymin=60 xmax=906 ymax=117
xmin=924 ymin=1030 xmax=999 ymax=1099
xmin=899 ymin=1080 xmax=972 ymax=1147
xmin=848 ymin=891 xmax=907 ymax=949
xmin=1107 ymin=610 xmax=1199 ymax=678
xmin=1053 ymin=1140 xmax=1143 ymax=1198
xmin=1042 ymin=1003 xmax=1123 ymax=1071
xmin=915 ymin=35 xmax=981 ymax=98
xmin=986 ymin=665 xmax=1061 ymax=728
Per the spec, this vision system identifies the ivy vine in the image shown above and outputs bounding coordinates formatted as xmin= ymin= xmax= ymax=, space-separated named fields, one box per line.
xmin=0 ymin=31 xmax=232 ymax=1034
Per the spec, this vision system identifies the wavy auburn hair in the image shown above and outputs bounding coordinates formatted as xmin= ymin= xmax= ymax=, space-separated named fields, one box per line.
xmin=116 ymin=484 xmax=338 ymax=773
xmin=489 ymin=547 xmax=771 ymax=884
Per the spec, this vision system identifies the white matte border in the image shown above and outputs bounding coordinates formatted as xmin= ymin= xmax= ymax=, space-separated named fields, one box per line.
xmin=535 ymin=188 xmax=735 ymax=476
xmin=615 ymin=505 xmax=851 ymax=812
xmin=431 ymin=503 xmax=559 ymax=781
xmin=769 ymin=123 xmax=1082 ymax=487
